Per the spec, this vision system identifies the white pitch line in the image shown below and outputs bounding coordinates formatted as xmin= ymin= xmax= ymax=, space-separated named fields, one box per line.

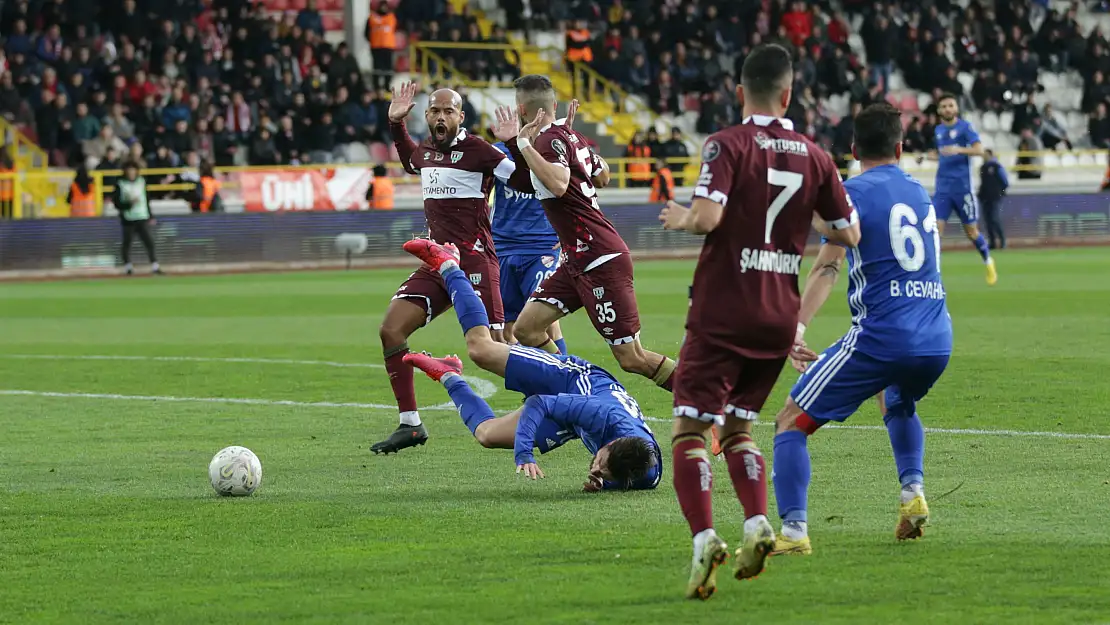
xmin=0 ymin=354 xmax=385 ymax=369
xmin=4 ymin=354 xmax=1105 ymax=441
xmin=639 ymin=416 xmax=1110 ymax=441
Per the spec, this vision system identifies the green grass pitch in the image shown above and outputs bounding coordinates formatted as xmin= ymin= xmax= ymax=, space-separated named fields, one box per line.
xmin=2 ymin=248 xmax=1109 ymax=624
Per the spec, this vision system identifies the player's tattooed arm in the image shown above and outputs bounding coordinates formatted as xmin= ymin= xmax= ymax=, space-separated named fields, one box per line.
xmin=798 ymin=243 xmax=847 ymax=329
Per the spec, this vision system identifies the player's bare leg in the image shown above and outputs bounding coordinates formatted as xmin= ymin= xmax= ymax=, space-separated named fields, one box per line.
xmin=716 ymin=415 xmax=775 ymax=581
xmin=371 ymin=298 xmax=430 ymax=455
xmin=609 ymin=338 xmax=676 ymax=391
xmin=514 ymin=300 xmax=567 ymax=354
xmin=770 ymin=398 xmax=819 ymax=555
xmin=671 ymin=416 xmax=729 ymax=600
xmin=503 ymin=321 xmax=517 ymax=344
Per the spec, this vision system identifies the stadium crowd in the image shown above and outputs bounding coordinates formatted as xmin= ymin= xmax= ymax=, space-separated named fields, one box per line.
xmin=4 ymin=0 xmax=1110 ymax=176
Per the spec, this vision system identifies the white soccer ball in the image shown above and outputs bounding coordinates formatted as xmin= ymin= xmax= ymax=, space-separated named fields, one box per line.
xmin=208 ymin=446 xmax=263 ymax=497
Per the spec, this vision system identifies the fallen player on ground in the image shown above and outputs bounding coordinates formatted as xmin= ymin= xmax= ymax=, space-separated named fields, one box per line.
xmin=402 ymin=238 xmax=662 ymax=491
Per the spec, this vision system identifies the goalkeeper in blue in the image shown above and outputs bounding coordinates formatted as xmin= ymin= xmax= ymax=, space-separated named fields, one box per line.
xmin=770 ymin=103 xmax=953 ymax=555
xmin=925 ymin=93 xmax=997 ymax=285
xmin=400 ymin=238 xmax=661 ymax=491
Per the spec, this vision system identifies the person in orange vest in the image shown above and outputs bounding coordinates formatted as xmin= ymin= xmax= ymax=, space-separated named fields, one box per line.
xmin=67 ymin=165 xmax=97 ymax=217
xmin=565 ymin=19 xmax=594 ymax=66
xmin=649 ymin=158 xmax=675 ymax=202
xmin=366 ymin=1 xmax=397 ymax=91
xmin=0 ymin=149 xmax=13 ymax=219
xmin=192 ymin=161 xmax=224 ymax=213
xmin=624 ymin=130 xmax=652 ymax=187
xmin=367 ymin=164 xmax=394 ymax=210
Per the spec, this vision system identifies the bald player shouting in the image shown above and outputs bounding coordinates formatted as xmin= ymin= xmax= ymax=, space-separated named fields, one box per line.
xmin=371 ymin=82 xmax=538 ymax=454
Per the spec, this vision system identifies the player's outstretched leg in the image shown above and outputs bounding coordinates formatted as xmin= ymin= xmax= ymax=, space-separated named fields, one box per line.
xmin=770 ymin=400 xmax=823 ymax=556
xmin=718 ymin=421 xmax=774 ymax=581
xmin=963 ymin=223 xmax=997 ymax=285
xmin=672 ymin=420 xmax=729 ymax=600
xmin=403 ymin=239 xmax=513 ymax=378
xmin=610 ymin=339 xmax=676 ymax=392
xmin=883 ymin=387 xmax=929 ymax=540
xmin=372 ymin=298 xmax=430 ymax=455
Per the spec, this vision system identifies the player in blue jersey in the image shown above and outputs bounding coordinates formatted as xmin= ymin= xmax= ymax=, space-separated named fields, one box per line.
xmin=770 ymin=104 xmax=953 ymax=555
xmin=927 ymin=93 xmax=998 ymax=285
xmin=491 ymin=140 xmax=568 ymax=355
xmin=400 ymin=238 xmax=661 ymax=491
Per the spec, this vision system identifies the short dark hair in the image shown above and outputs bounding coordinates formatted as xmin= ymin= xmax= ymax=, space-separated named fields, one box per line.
xmin=513 ymin=74 xmax=556 ymax=115
xmin=605 ymin=437 xmax=657 ymax=487
xmin=740 ymin=43 xmax=794 ymax=103
xmin=937 ymin=92 xmax=958 ymax=106
xmin=853 ymin=103 xmax=904 ymax=160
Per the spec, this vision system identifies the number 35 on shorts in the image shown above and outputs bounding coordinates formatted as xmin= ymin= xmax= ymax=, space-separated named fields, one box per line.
xmin=595 ymin=302 xmax=616 ymax=323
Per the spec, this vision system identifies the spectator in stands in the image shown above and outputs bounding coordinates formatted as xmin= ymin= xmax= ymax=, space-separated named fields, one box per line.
xmin=696 ymin=89 xmax=728 ymax=135
xmin=0 ymin=72 xmax=20 ymax=119
xmin=862 ymin=14 xmax=897 ymax=95
xmin=1016 ymin=127 xmax=1044 ymax=180
xmin=1038 ymin=103 xmax=1073 ymax=150
xmin=661 ymin=127 xmax=689 ymax=185
xmin=627 ymin=54 xmax=651 ymax=93
xmin=597 ymin=47 xmax=627 ymax=87
xmin=367 ymin=1 xmax=398 ymax=91
xmin=250 ymin=127 xmax=280 ymax=166
xmin=782 ymin=2 xmax=813 ymax=47
xmin=211 ymin=115 xmax=238 ymax=167
xmin=649 ymin=158 xmax=674 ymax=203
xmin=297 ymin=0 xmax=325 ymax=37
xmin=903 ymin=116 xmax=928 ymax=153
xmin=624 ymin=131 xmax=651 ymax=188
xmin=1090 ymin=102 xmax=1110 ymax=147
xmin=647 ymin=70 xmax=679 ymax=115
xmin=565 ymin=19 xmax=594 ymax=67
xmin=1012 ymin=91 xmax=1042 ymax=134
xmin=72 ymin=102 xmax=101 ymax=146
xmin=487 ymin=26 xmax=522 ymax=82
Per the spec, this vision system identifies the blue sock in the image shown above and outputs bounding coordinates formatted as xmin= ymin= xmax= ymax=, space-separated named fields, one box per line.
xmin=554 ymin=338 xmax=567 ymax=355
xmin=884 ymin=412 xmax=925 ymax=487
xmin=772 ymin=430 xmax=811 ymax=524
xmin=442 ymin=265 xmax=489 ymax=335
xmin=973 ymin=233 xmax=991 ymax=262
xmin=444 ymin=374 xmax=495 ymax=435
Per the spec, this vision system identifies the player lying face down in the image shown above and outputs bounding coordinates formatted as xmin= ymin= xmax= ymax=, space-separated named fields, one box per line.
xmin=400 ymin=238 xmax=661 ymax=491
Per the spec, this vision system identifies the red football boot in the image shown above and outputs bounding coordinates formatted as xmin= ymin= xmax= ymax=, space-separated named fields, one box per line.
xmin=403 ymin=352 xmax=464 ymax=382
xmin=402 ymin=239 xmax=460 ymax=272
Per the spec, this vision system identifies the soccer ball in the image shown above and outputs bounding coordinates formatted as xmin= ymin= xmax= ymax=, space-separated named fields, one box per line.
xmin=208 ymin=446 xmax=263 ymax=497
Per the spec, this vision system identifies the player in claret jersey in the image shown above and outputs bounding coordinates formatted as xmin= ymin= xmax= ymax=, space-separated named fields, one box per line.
xmin=770 ymin=104 xmax=953 ymax=556
xmin=503 ymin=75 xmax=678 ymax=395
xmin=657 ymin=43 xmax=861 ymax=599
xmin=372 ymin=82 xmax=533 ymax=454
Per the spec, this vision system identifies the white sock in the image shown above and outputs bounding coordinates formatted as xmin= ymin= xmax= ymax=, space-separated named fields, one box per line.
xmin=151 ymin=262 xmax=160 ymax=272
xmin=437 ymin=259 xmax=459 ymax=274
xmin=743 ymin=514 xmax=769 ymax=536
xmin=399 ymin=411 xmax=421 ymax=426
xmin=901 ymin=483 xmax=925 ymax=503
xmin=692 ymin=528 xmax=717 ymax=556
xmin=440 ymin=372 xmax=460 ymax=386
xmin=124 ymin=263 xmax=133 ymax=271
xmin=782 ymin=521 xmax=808 ymax=540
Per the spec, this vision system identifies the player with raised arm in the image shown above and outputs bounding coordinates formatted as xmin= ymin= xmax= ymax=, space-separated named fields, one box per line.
xmin=371 ymin=82 xmax=533 ymax=455
xmin=771 ymin=103 xmax=953 ymax=556
xmin=925 ymin=93 xmax=997 ymax=285
xmin=657 ymin=43 xmax=861 ymax=600
xmin=496 ymin=75 xmax=677 ymax=394
xmin=401 ymin=238 xmax=661 ymax=491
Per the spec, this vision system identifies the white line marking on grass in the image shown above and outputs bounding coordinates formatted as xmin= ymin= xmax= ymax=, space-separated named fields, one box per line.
xmin=0 ymin=353 xmax=500 ymax=409
xmin=0 ymin=354 xmax=386 ymax=369
xmin=0 ymin=384 xmax=495 ymax=412
xmin=640 ymin=416 xmax=1110 ymax=440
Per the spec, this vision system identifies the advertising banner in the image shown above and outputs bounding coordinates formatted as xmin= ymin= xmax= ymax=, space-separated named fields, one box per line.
xmin=0 ymin=194 xmax=1107 ymax=271
xmin=239 ymin=169 xmax=373 ymax=212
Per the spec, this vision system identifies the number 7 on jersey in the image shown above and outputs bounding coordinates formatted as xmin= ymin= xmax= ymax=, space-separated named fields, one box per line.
xmin=766 ymin=168 xmax=803 ymax=244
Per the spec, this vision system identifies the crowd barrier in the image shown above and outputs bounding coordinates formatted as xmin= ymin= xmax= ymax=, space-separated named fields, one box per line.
xmin=0 ymin=194 xmax=1106 ymax=272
